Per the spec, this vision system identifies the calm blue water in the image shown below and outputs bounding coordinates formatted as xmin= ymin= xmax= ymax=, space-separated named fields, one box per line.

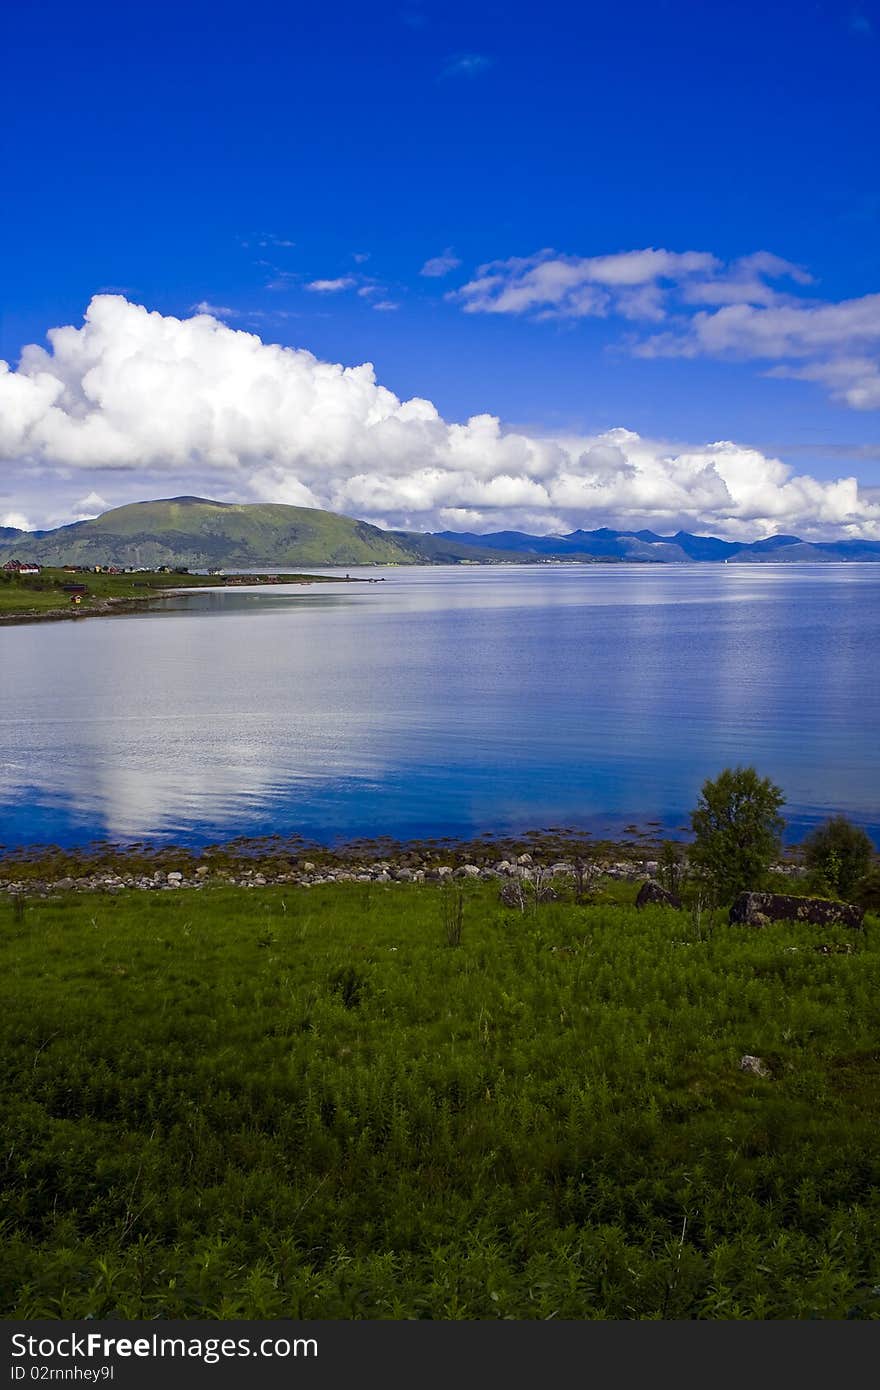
xmin=1 ymin=564 xmax=878 ymax=851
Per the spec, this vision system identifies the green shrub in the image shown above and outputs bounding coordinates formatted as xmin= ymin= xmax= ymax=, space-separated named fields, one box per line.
xmin=853 ymin=865 xmax=880 ymax=913
xmin=802 ymin=817 xmax=874 ymax=900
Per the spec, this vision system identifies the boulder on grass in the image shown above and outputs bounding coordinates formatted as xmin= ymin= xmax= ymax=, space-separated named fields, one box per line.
xmin=499 ymin=881 xmax=525 ymax=910
xmin=740 ymin=1054 xmax=771 ymax=1079
xmin=635 ymin=880 xmax=682 ymax=910
xmin=729 ymin=891 xmax=864 ymax=930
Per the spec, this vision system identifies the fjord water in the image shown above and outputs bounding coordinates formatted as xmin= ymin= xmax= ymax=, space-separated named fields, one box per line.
xmin=1 ymin=564 xmax=878 ymax=850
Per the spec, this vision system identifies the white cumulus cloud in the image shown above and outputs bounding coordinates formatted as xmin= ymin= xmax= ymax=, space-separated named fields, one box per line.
xmin=1 ymin=511 xmax=34 ymax=531
xmin=1 ymin=295 xmax=879 ymax=539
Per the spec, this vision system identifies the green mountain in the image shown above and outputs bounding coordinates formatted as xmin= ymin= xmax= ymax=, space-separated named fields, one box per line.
xmin=5 ymin=496 xmax=875 ymax=569
xmin=0 ymin=497 xmax=430 ymax=569
xmin=0 ymin=497 xmax=570 ymax=568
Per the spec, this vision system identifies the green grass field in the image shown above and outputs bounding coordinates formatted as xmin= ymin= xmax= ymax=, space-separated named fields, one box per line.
xmin=0 ymin=567 xmax=332 ymax=619
xmin=1 ymin=880 xmax=878 ymax=1319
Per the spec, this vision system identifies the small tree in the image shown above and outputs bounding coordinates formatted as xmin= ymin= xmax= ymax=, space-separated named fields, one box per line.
xmin=802 ymin=816 xmax=874 ymax=899
xmin=689 ymin=766 xmax=785 ymax=903
xmin=657 ymin=842 xmax=685 ymax=896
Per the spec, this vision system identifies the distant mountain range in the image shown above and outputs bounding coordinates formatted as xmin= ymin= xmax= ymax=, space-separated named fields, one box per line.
xmin=1 ymin=497 xmax=879 ymax=568
xmin=434 ymin=526 xmax=880 ymax=564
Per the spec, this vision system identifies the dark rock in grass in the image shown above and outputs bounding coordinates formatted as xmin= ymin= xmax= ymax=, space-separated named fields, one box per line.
xmin=729 ymin=891 xmax=864 ymax=930
xmin=635 ymin=880 xmax=682 ymax=910
xmin=499 ymin=881 xmax=526 ymax=910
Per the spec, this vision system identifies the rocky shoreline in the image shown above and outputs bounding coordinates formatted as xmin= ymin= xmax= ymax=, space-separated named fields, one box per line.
xmin=0 ymin=847 xmax=808 ymax=899
xmin=0 ymin=573 xmax=370 ymax=626
xmin=0 ymin=595 xmax=140 ymax=626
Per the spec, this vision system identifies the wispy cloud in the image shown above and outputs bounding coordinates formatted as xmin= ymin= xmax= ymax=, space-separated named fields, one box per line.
xmin=305 ymin=277 xmax=357 ymax=293
xmin=637 ymin=294 xmax=880 ymax=409
xmin=849 ymin=10 xmax=873 ymax=35
xmin=440 ymin=53 xmax=492 ymax=79
xmin=192 ymin=300 xmax=237 ymax=319
xmin=372 ymin=300 xmax=399 ymax=312
xmin=454 ymin=248 xmax=725 ymax=318
xmin=420 ymin=249 xmax=462 ymax=278
xmin=241 ymin=232 xmax=296 ymax=249
xmin=265 ymin=271 xmax=298 ymax=292
xmin=450 ymin=244 xmax=879 ymax=410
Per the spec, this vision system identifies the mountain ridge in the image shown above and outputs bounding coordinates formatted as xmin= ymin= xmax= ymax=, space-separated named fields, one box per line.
xmin=1 ymin=497 xmax=879 ymax=567
xmin=434 ymin=526 xmax=880 ymax=564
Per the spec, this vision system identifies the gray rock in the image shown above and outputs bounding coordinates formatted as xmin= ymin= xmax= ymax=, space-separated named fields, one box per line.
xmin=729 ymin=891 xmax=864 ymax=930
xmin=635 ymin=880 xmax=682 ymax=911
xmin=740 ymin=1054 xmax=771 ymax=1079
xmin=499 ymin=881 xmax=526 ymax=910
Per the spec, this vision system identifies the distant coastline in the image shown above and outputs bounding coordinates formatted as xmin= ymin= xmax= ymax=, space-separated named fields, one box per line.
xmin=0 ymin=566 xmax=372 ymax=625
xmin=3 ymin=495 xmax=880 ymax=572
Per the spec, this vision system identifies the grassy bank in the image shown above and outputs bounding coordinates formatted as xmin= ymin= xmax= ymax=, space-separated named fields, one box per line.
xmin=1 ymin=879 xmax=878 ymax=1319
xmin=0 ymin=567 xmax=342 ymax=622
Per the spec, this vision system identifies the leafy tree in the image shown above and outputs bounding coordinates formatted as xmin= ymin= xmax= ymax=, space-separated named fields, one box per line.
xmin=802 ymin=816 xmax=874 ymax=899
xmin=689 ymin=766 xmax=786 ymax=902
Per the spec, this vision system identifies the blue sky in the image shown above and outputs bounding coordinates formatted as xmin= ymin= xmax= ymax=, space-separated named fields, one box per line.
xmin=2 ymin=0 xmax=879 ymax=537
